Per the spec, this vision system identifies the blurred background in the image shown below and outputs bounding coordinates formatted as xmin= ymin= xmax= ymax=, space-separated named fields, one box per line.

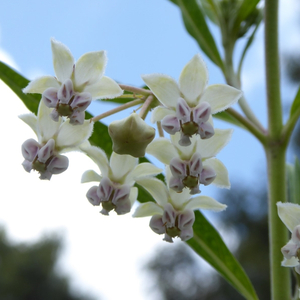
xmin=0 ymin=0 xmax=300 ymax=299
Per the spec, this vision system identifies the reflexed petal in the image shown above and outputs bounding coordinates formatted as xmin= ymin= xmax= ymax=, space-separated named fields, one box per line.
xmin=129 ymin=187 xmax=138 ymax=206
xmin=142 ymin=73 xmax=180 ymax=108
xmin=170 ymin=157 xmax=187 ymax=178
xmin=56 ymin=120 xmax=93 ymax=149
xmin=79 ymin=143 xmax=109 ymax=177
xmin=146 ymin=138 xmax=178 ymax=165
xmin=74 ymin=51 xmax=107 ymax=88
xmin=81 ymin=170 xmax=102 ymax=183
xmin=200 ymin=84 xmax=242 ymax=114
xmin=22 ymin=139 xmax=40 ymax=161
xmin=176 ymin=98 xmax=191 ymax=123
xmin=168 ymin=186 xmax=191 ymax=209
xmin=179 ymin=54 xmax=208 ymax=106
xmin=151 ymin=106 xmax=176 ymax=123
xmin=281 ymin=240 xmax=298 ymax=259
xmin=86 ymin=186 xmax=101 ymax=206
xmin=42 ymin=87 xmax=59 ymax=108
xmin=23 ymin=76 xmax=60 ymax=94
xmin=277 ymin=202 xmax=300 ymax=232
xmin=84 ymin=76 xmax=123 ymax=100
xmin=133 ymin=202 xmax=164 ymax=217
xmin=177 ymin=210 xmax=195 ymax=230
xmin=203 ymin=158 xmax=230 ymax=188
xmin=126 ymin=163 xmax=162 ymax=185
xmin=135 ymin=177 xmax=169 ymax=206
xmin=171 ymin=133 xmax=197 ymax=160
xmin=281 ymin=257 xmax=299 ymax=267
xmin=47 ymin=154 xmax=69 ymax=174
xmin=196 ymin=129 xmax=233 ymax=158
xmin=109 ymin=152 xmax=138 ymax=183
xmin=161 ymin=115 xmax=180 ymax=135
xmin=37 ymin=139 xmax=55 ymax=163
xmin=183 ymin=195 xmax=227 ymax=211
xmin=19 ymin=113 xmax=38 ymax=136
xmin=37 ymin=101 xmax=61 ymax=142
xmin=162 ymin=203 xmax=176 ymax=227
xmin=180 ymin=228 xmax=194 ymax=241
xmin=150 ymin=215 xmax=165 ymax=234
xmin=51 ymin=39 xmax=74 ymax=83
xmin=57 ymin=79 xmax=73 ymax=103
xmin=71 ymin=93 xmax=92 ymax=111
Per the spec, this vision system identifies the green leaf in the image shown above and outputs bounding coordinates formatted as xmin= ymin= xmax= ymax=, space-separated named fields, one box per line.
xmin=0 ymin=61 xmax=40 ymax=114
xmin=174 ymin=0 xmax=224 ymax=70
xmin=187 ymin=211 xmax=259 ymax=300
xmin=290 ymin=86 xmax=300 ymax=117
xmin=286 ymin=158 xmax=300 ymax=205
xmin=99 ymin=90 xmax=135 ymax=104
xmin=214 ymin=110 xmax=246 ymax=129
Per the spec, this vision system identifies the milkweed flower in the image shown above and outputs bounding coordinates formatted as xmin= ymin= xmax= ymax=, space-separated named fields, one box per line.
xmin=133 ymin=169 xmax=226 ymax=242
xmin=80 ymin=143 xmax=162 ymax=215
xmin=23 ymin=39 xmax=123 ymax=125
xmin=277 ymin=202 xmax=300 ymax=273
xmin=142 ymin=54 xmax=242 ymax=145
xmin=146 ymin=130 xmax=232 ymax=194
xmin=20 ymin=101 xmax=93 ymax=180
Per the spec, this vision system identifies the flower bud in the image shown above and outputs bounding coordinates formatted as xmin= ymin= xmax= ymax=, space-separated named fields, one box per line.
xmin=108 ymin=112 xmax=155 ymax=157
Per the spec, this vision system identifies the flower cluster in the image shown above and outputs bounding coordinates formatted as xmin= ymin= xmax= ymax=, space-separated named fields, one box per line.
xmin=20 ymin=40 xmax=242 ymax=243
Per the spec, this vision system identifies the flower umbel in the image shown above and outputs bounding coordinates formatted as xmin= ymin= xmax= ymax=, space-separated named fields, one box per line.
xmin=23 ymin=39 xmax=123 ymax=125
xmin=142 ymin=54 xmax=242 ymax=145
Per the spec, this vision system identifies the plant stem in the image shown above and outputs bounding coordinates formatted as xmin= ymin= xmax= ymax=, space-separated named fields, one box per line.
xmin=264 ymin=0 xmax=290 ymax=298
xmin=119 ymin=84 xmax=152 ymax=96
xmin=91 ymin=98 xmax=144 ymax=122
xmin=139 ymin=95 xmax=154 ymax=120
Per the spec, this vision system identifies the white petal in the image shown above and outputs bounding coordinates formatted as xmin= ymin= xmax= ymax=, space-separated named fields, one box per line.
xmin=135 ymin=177 xmax=169 ymax=206
xmin=84 ymin=76 xmax=123 ymax=100
xmin=196 ymin=128 xmax=233 ymax=158
xmin=19 ymin=113 xmax=38 ymax=136
xmin=203 ymin=158 xmax=230 ymax=188
xmin=179 ymin=54 xmax=208 ymax=107
xmin=183 ymin=195 xmax=227 ymax=212
xmin=200 ymin=84 xmax=242 ymax=114
xmin=79 ymin=143 xmax=109 ymax=177
xmin=171 ymin=133 xmax=198 ymax=160
xmin=277 ymin=202 xmax=300 ymax=232
xmin=81 ymin=170 xmax=102 ymax=183
xmin=281 ymin=257 xmax=299 ymax=267
xmin=151 ymin=106 xmax=176 ymax=123
xmin=23 ymin=76 xmax=60 ymax=94
xmin=109 ymin=152 xmax=138 ymax=183
xmin=142 ymin=73 xmax=180 ymax=108
xmin=129 ymin=187 xmax=138 ymax=206
xmin=169 ymin=188 xmax=192 ymax=210
xmin=51 ymin=38 xmax=74 ymax=83
xmin=74 ymin=51 xmax=107 ymax=89
xmin=133 ymin=202 xmax=164 ymax=217
xmin=126 ymin=163 xmax=162 ymax=184
xmin=37 ymin=101 xmax=61 ymax=143
xmin=56 ymin=120 xmax=93 ymax=150
xmin=146 ymin=138 xmax=179 ymax=165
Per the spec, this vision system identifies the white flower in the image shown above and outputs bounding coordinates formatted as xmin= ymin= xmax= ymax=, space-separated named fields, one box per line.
xmin=277 ymin=202 xmax=300 ymax=273
xmin=23 ymin=39 xmax=123 ymax=125
xmin=80 ymin=142 xmax=162 ymax=215
xmin=133 ymin=168 xmax=226 ymax=242
xmin=20 ymin=101 xmax=93 ymax=180
xmin=146 ymin=129 xmax=232 ymax=194
xmin=142 ymin=54 xmax=242 ymax=145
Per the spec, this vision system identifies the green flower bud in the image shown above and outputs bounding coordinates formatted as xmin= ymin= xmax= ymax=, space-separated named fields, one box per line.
xmin=108 ymin=112 xmax=155 ymax=158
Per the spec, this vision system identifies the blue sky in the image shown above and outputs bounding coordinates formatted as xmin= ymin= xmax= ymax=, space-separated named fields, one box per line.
xmin=0 ymin=1 xmax=300 ymax=299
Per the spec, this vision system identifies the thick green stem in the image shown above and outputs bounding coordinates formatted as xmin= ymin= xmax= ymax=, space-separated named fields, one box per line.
xmin=264 ymin=0 xmax=290 ymax=298
xmin=265 ymin=145 xmax=290 ymax=300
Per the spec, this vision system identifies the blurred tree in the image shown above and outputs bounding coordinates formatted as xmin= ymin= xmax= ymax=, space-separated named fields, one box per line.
xmin=142 ymin=183 xmax=270 ymax=300
xmin=0 ymin=228 xmax=97 ymax=300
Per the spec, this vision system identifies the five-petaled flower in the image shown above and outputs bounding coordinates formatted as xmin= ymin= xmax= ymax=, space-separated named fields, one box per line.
xmin=142 ymin=54 xmax=242 ymax=145
xmin=146 ymin=130 xmax=231 ymax=194
xmin=80 ymin=142 xmax=162 ymax=215
xmin=20 ymin=101 xmax=93 ymax=180
xmin=23 ymin=39 xmax=123 ymax=125
xmin=133 ymin=169 xmax=227 ymax=242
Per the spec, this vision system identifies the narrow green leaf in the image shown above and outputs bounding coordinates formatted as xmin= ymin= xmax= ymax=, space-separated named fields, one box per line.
xmin=214 ymin=110 xmax=246 ymax=129
xmin=290 ymin=86 xmax=300 ymax=117
xmin=175 ymin=0 xmax=224 ymax=70
xmin=187 ymin=211 xmax=259 ymax=300
xmin=0 ymin=61 xmax=40 ymax=114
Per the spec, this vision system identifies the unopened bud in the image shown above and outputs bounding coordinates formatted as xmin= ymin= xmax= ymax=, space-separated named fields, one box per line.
xmin=108 ymin=112 xmax=155 ymax=157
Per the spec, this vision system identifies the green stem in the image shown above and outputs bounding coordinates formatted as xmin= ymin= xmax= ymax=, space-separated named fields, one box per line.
xmin=139 ymin=95 xmax=154 ymax=120
xmin=264 ymin=0 xmax=290 ymax=298
xmin=119 ymin=84 xmax=152 ymax=96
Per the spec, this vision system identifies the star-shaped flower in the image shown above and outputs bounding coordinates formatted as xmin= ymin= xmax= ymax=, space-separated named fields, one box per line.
xmin=133 ymin=168 xmax=226 ymax=242
xmin=277 ymin=202 xmax=300 ymax=273
xmin=142 ymin=54 xmax=242 ymax=145
xmin=80 ymin=142 xmax=162 ymax=215
xmin=23 ymin=39 xmax=123 ymax=125
xmin=146 ymin=130 xmax=232 ymax=194
xmin=20 ymin=100 xmax=93 ymax=180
